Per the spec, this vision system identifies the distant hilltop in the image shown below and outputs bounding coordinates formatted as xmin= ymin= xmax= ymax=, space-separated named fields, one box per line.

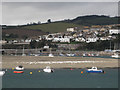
xmin=63 ymin=15 xmax=119 ymax=25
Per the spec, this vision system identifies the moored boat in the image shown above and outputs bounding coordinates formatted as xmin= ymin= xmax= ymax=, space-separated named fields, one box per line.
xmin=13 ymin=65 xmax=24 ymax=74
xmin=66 ymin=53 xmax=75 ymax=57
xmin=86 ymin=67 xmax=104 ymax=73
xmin=0 ymin=71 xmax=5 ymax=76
xmin=48 ymin=53 xmax=54 ymax=57
xmin=43 ymin=66 xmax=54 ymax=73
xmin=111 ymin=53 xmax=120 ymax=58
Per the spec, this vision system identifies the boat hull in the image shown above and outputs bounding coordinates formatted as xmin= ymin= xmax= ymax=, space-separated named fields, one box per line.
xmin=13 ymin=71 xmax=24 ymax=73
xmin=87 ymin=70 xmax=103 ymax=73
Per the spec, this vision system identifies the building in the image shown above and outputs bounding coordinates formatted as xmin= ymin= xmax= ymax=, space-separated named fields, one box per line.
xmin=109 ymin=29 xmax=120 ymax=34
xmin=67 ymin=28 xmax=75 ymax=32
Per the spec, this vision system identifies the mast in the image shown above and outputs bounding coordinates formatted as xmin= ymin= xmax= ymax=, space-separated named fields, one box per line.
xmin=22 ymin=45 xmax=25 ymax=56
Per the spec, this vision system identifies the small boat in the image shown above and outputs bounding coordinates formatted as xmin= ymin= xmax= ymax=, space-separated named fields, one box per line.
xmin=13 ymin=65 xmax=24 ymax=74
xmin=43 ymin=66 xmax=54 ymax=73
xmin=111 ymin=53 xmax=120 ymax=58
xmin=48 ymin=53 xmax=54 ymax=57
xmin=91 ymin=54 xmax=94 ymax=56
xmin=86 ymin=67 xmax=104 ymax=73
xmin=66 ymin=53 xmax=75 ymax=57
xmin=0 ymin=71 xmax=5 ymax=76
xmin=88 ymin=54 xmax=91 ymax=56
xmin=59 ymin=53 xmax=65 ymax=56
xmin=82 ymin=53 xmax=86 ymax=56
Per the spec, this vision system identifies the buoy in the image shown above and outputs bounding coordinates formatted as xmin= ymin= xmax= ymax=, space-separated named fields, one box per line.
xmin=81 ymin=71 xmax=83 ymax=74
xmin=30 ymin=72 xmax=32 ymax=75
xmin=12 ymin=68 xmax=14 ymax=70
xmin=38 ymin=70 xmax=40 ymax=72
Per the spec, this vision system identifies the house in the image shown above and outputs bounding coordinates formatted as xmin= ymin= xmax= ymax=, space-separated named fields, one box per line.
xmin=44 ymin=46 xmax=49 ymax=49
xmin=109 ymin=29 xmax=120 ymax=34
xmin=67 ymin=28 xmax=75 ymax=32
xmin=86 ymin=37 xmax=99 ymax=43
xmin=52 ymin=37 xmax=70 ymax=43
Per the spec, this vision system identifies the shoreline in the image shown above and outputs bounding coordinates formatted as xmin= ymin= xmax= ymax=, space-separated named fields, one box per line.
xmin=2 ymin=56 xmax=119 ymax=69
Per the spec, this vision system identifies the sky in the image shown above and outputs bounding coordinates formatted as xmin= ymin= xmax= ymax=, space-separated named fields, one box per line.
xmin=1 ymin=1 xmax=119 ymax=25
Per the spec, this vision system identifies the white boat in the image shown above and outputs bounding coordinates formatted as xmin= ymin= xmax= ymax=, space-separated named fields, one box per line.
xmin=0 ymin=71 xmax=5 ymax=76
xmin=48 ymin=48 xmax=54 ymax=57
xmin=15 ymin=65 xmax=24 ymax=70
xmin=59 ymin=53 xmax=65 ymax=56
xmin=86 ymin=67 xmax=104 ymax=73
xmin=82 ymin=53 xmax=86 ymax=56
xmin=111 ymin=53 xmax=120 ymax=58
xmin=48 ymin=53 xmax=54 ymax=57
xmin=91 ymin=54 xmax=94 ymax=56
xmin=66 ymin=53 xmax=75 ymax=57
xmin=43 ymin=66 xmax=54 ymax=73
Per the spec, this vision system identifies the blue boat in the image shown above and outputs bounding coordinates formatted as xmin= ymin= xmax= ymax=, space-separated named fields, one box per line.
xmin=86 ymin=67 xmax=104 ymax=73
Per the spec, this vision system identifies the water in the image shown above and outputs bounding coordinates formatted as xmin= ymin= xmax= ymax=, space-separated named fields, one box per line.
xmin=2 ymin=69 xmax=118 ymax=88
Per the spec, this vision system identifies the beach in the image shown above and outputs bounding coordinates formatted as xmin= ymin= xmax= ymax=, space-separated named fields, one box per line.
xmin=2 ymin=56 xmax=118 ymax=69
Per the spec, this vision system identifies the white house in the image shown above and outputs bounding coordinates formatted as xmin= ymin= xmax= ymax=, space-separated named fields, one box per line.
xmin=86 ymin=37 xmax=99 ymax=43
xmin=52 ymin=37 xmax=70 ymax=43
xmin=45 ymin=34 xmax=54 ymax=40
xmin=67 ymin=28 xmax=75 ymax=32
xmin=44 ymin=46 xmax=49 ymax=49
xmin=109 ymin=29 xmax=120 ymax=34
xmin=25 ymin=39 xmax=31 ymax=43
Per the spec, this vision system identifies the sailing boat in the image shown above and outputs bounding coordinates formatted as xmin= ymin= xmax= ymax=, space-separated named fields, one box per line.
xmin=48 ymin=48 xmax=54 ymax=57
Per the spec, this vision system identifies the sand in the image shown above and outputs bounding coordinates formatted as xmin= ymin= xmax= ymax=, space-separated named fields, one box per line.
xmin=2 ymin=56 xmax=119 ymax=69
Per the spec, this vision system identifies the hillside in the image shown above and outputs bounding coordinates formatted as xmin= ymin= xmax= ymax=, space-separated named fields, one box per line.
xmin=63 ymin=15 xmax=119 ymax=25
xmin=3 ymin=28 xmax=46 ymax=39
xmin=2 ymin=15 xmax=119 ymax=39
xmin=22 ymin=22 xmax=81 ymax=33
xmin=22 ymin=15 xmax=119 ymax=33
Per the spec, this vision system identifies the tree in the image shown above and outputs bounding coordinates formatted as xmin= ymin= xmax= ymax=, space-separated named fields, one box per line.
xmin=38 ymin=21 xmax=41 ymax=24
xmin=30 ymin=40 xmax=37 ymax=49
xmin=47 ymin=19 xmax=51 ymax=23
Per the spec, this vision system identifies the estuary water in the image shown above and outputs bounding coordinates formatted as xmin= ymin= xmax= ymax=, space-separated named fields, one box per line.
xmin=2 ymin=68 xmax=118 ymax=88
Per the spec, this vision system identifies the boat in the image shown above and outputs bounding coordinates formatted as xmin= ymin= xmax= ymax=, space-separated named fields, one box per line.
xmin=111 ymin=53 xmax=120 ymax=58
xmin=43 ymin=66 xmax=54 ymax=73
xmin=59 ymin=53 xmax=65 ymax=56
xmin=48 ymin=48 xmax=54 ymax=57
xmin=66 ymin=53 xmax=75 ymax=57
xmin=48 ymin=53 xmax=54 ymax=57
xmin=91 ymin=54 xmax=94 ymax=56
xmin=88 ymin=54 xmax=91 ymax=56
xmin=86 ymin=67 xmax=104 ymax=73
xmin=82 ymin=53 xmax=86 ymax=56
xmin=13 ymin=65 xmax=24 ymax=74
xmin=13 ymin=70 xmax=24 ymax=74
xmin=0 ymin=71 xmax=5 ymax=76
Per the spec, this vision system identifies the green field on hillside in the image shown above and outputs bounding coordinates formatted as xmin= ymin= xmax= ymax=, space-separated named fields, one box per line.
xmin=22 ymin=22 xmax=81 ymax=33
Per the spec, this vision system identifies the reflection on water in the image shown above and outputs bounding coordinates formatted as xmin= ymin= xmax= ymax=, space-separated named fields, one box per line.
xmin=2 ymin=69 xmax=118 ymax=88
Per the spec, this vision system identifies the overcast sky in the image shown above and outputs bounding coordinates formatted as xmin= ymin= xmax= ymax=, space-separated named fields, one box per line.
xmin=1 ymin=2 xmax=118 ymax=25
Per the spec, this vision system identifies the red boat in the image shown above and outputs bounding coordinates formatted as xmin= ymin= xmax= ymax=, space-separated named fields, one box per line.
xmin=13 ymin=71 xmax=24 ymax=73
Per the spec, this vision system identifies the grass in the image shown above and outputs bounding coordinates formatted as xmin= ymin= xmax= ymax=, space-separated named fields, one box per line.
xmin=22 ymin=22 xmax=81 ymax=33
